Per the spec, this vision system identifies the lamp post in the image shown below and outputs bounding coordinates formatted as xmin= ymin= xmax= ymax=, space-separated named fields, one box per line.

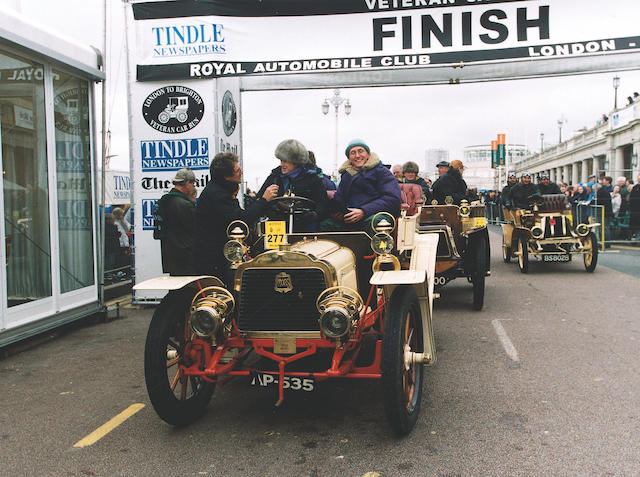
xmin=613 ymin=75 xmax=620 ymax=110
xmin=322 ymin=89 xmax=351 ymax=176
xmin=557 ymin=115 xmax=567 ymax=143
xmin=540 ymin=132 xmax=544 ymax=153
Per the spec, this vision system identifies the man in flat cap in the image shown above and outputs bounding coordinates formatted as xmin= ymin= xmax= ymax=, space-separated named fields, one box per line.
xmin=321 ymin=138 xmax=401 ymax=233
xmin=436 ymin=160 xmax=450 ymax=177
xmin=256 ymin=139 xmax=328 ymax=232
xmin=432 ymin=159 xmax=467 ymax=205
xmin=536 ymin=172 xmax=561 ymax=195
xmin=157 ymin=168 xmax=197 ymax=276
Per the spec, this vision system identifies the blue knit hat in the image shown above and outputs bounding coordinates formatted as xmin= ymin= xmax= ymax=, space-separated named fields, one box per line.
xmin=345 ymin=139 xmax=370 ymax=157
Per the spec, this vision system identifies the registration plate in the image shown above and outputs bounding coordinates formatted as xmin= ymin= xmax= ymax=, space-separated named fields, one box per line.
xmin=250 ymin=373 xmax=315 ymax=392
xmin=543 ymin=254 xmax=571 ymax=262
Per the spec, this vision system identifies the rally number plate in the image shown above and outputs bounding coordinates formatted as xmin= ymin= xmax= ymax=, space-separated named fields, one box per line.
xmin=264 ymin=221 xmax=286 ymax=250
xmin=250 ymin=373 xmax=314 ymax=392
xmin=543 ymin=254 xmax=571 ymax=262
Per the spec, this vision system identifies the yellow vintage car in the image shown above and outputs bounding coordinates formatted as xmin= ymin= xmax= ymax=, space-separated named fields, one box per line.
xmin=135 ymin=203 xmax=439 ymax=436
xmin=502 ymin=194 xmax=599 ymax=273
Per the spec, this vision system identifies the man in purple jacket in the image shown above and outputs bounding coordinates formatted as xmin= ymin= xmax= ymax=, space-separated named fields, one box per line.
xmin=320 ymin=139 xmax=401 ymax=234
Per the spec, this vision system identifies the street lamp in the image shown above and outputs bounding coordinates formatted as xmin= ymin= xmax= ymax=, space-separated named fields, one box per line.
xmin=557 ymin=115 xmax=567 ymax=143
xmin=613 ymin=75 xmax=620 ymax=110
xmin=322 ymin=89 xmax=351 ymax=176
xmin=540 ymin=132 xmax=544 ymax=153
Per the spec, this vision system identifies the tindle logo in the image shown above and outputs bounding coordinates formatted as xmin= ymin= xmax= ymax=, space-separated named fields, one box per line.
xmin=152 ymin=23 xmax=226 ymax=58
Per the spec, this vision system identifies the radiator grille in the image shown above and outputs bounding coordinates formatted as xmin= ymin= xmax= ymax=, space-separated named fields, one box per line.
xmin=543 ymin=216 xmax=568 ymax=238
xmin=237 ymin=268 xmax=327 ymax=331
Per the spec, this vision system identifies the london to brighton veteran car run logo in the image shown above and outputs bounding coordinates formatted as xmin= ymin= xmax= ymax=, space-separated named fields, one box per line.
xmin=142 ymin=85 xmax=204 ymax=134
xmin=221 ymin=90 xmax=236 ymax=136
xmin=54 ymin=87 xmax=89 ymax=135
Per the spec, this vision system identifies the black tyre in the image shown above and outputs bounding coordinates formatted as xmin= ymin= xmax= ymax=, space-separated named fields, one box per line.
xmin=517 ymin=236 xmax=529 ymax=274
xmin=382 ymin=286 xmax=424 ymax=436
xmin=144 ymin=290 xmax=215 ymax=426
xmin=583 ymin=231 xmax=598 ymax=272
xmin=472 ymin=237 xmax=487 ymax=311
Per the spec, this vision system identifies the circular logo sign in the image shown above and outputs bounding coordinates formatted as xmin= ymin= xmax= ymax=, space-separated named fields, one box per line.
xmin=54 ymin=86 xmax=89 ymax=135
xmin=221 ymin=90 xmax=237 ymax=137
xmin=142 ymin=85 xmax=204 ymax=134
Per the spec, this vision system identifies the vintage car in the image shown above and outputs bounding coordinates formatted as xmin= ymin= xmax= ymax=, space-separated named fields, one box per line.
xmin=416 ymin=198 xmax=490 ymax=310
xmin=501 ymin=193 xmax=599 ymax=273
xmin=134 ymin=201 xmax=439 ymax=435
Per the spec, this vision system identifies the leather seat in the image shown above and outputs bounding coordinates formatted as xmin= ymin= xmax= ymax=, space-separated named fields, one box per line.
xmin=399 ymin=183 xmax=424 ymax=216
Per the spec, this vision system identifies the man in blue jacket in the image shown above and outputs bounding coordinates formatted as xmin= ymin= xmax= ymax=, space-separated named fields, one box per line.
xmin=320 ymin=139 xmax=401 ymax=234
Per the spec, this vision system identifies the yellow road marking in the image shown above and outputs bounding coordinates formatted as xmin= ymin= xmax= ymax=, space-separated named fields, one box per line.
xmin=73 ymin=403 xmax=145 ymax=448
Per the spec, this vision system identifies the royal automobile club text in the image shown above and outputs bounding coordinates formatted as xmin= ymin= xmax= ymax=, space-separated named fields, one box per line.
xmin=141 ymin=174 xmax=210 ymax=190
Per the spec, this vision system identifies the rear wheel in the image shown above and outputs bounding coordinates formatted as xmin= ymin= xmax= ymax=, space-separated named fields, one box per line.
xmin=144 ymin=290 xmax=215 ymax=426
xmin=472 ymin=238 xmax=487 ymax=311
xmin=382 ymin=286 xmax=424 ymax=436
xmin=502 ymin=238 xmax=512 ymax=263
xmin=583 ymin=231 xmax=598 ymax=272
xmin=517 ymin=236 xmax=529 ymax=274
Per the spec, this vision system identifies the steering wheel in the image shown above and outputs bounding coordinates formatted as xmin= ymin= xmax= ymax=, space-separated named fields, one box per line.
xmin=270 ymin=195 xmax=316 ymax=215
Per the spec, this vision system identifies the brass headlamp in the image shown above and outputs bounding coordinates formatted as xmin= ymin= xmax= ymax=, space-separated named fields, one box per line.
xmin=189 ymin=286 xmax=235 ymax=337
xmin=316 ymin=287 xmax=363 ymax=339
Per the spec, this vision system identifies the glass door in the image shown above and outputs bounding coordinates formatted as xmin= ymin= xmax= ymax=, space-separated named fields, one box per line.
xmin=0 ymin=49 xmax=53 ymax=327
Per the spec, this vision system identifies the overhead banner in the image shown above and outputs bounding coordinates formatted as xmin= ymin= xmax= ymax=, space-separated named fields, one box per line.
xmin=130 ymin=0 xmax=640 ymax=82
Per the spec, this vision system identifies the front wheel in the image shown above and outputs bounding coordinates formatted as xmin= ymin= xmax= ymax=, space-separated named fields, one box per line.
xmin=382 ymin=286 xmax=424 ymax=435
xmin=472 ymin=238 xmax=487 ymax=311
xmin=502 ymin=240 xmax=512 ymax=263
xmin=583 ymin=231 xmax=598 ymax=272
xmin=517 ymin=236 xmax=529 ymax=274
xmin=144 ymin=290 xmax=215 ymax=426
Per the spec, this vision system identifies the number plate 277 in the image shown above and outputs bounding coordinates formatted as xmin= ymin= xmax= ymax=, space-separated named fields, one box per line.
xmin=251 ymin=373 xmax=314 ymax=391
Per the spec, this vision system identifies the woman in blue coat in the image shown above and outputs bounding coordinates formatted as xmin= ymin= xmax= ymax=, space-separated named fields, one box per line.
xmin=321 ymin=139 xmax=401 ymax=233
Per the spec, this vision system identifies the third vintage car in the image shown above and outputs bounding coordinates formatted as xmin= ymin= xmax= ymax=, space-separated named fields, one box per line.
xmin=135 ymin=200 xmax=439 ymax=435
xmin=502 ymin=193 xmax=599 ymax=273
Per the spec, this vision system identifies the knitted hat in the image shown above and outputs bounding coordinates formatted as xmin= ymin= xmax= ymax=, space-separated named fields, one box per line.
xmin=275 ymin=139 xmax=309 ymax=165
xmin=345 ymin=139 xmax=370 ymax=157
xmin=508 ymin=172 xmax=517 ymax=178
xmin=540 ymin=173 xmax=550 ymax=179
xmin=172 ymin=168 xmax=196 ymax=184
xmin=521 ymin=171 xmax=531 ymax=178
xmin=402 ymin=161 xmax=419 ymax=174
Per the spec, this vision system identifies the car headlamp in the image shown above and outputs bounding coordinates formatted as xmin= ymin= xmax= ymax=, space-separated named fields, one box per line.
xmin=316 ymin=287 xmax=363 ymax=340
xmin=576 ymin=223 xmax=589 ymax=237
xmin=531 ymin=225 xmax=544 ymax=239
xmin=223 ymin=240 xmax=245 ymax=263
xmin=319 ymin=307 xmax=351 ymax=338
xmin=189 ymin=286 xmax=235 ymax=337
xmin=371 ymin=212 xmax=396 ymax=234
xmin=459 ymin=205 xmax=471 ymax=217
xmin=190 ymin=305 xmax=222 ymax=337
xmin=371 ymin=232 xmax=394 ymax=255
xmin=226 ymin=220 xmax=249 ymax=240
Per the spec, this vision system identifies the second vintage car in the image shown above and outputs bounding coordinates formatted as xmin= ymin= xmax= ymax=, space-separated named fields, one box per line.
xmin=416 ymin=198 xmax=490 ymax=310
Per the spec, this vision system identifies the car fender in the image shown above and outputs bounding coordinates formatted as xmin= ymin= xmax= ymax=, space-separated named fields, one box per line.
xmin=133 ymin=275 xmax=225 ymax=291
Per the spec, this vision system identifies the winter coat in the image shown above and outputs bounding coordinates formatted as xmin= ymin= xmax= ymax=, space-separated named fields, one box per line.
xmin=193 ymin=177 xmax=269 ymax=277
xmin=511 ymin=182 xmax=538 ymax=209
xmin=432 ymin=168 xmax=467 ymax=205
xmin=537 ymin=182 xmax=561 ymax=195
xmin=333 ymin=153 xmax=401 ymax=217
xmin=257 ymin=165 xmax=328 ymax=232
xmin=595 ymin=186 xmax=613 ymax=218
xmin=501 ymin=183 xmax=517 ymax=208
xmin=403 ymin=177 xmax=432 ymax=202
xmin=160 ymin=189 xmax=196 ymax=276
